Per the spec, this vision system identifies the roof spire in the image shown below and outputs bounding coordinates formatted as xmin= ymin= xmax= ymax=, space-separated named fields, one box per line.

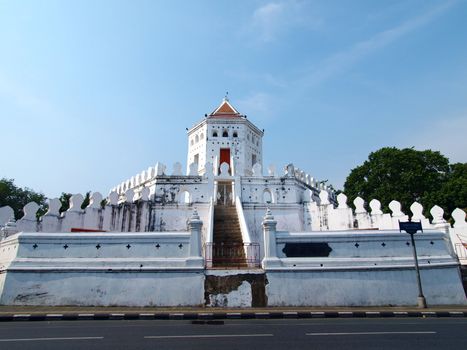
xmin=209 ymin=94 xmax=241 ymax=117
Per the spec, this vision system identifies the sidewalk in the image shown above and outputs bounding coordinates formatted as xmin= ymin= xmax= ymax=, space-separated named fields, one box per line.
xmin=1 ymin=305 xmax=466 ymax=322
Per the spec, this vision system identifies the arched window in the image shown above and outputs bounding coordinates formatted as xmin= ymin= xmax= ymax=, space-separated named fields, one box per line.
xmin=190 ymin=139 xmax=194 ymax=146
xmin=222 ymin=130 xmax=228 ymax=137
xmin=247 ymin=134 xmax=250 ymax=141
xmin=212 ymin=130 xmax=218 ymax=137
xmin=195 ymin=135 xmax=199 ymax=143
xmin=200 ymin=132 xmax=204 ymax=140
xmin=263 ymin=190 xmax=272 ymax=204
xmin=233 ymin=132 xmax=238 ymax=138
xmin=179 ymin=190 xmax=191 ymax=204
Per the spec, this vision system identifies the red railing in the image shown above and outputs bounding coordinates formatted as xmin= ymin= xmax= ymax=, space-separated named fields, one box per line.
xmin=205 ymin=242 xmax=260 ymax=269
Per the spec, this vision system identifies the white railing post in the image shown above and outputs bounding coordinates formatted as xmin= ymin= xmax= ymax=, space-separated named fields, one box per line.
xmin=187 ymin=208 xmax=204 ymax=267
xmin=262 ymin=208 xmax=281 ymax=268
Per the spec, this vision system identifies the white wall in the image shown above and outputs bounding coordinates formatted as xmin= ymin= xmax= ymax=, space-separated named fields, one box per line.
xmin=1 ymin=271 xmax=204 ymax=306
xmin=266 ymin=268 xmax=466 ymax=306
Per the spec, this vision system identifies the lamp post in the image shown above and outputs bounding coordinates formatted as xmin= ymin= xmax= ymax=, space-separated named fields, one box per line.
xmin=399 ymin=219 xmax=427 ymax=308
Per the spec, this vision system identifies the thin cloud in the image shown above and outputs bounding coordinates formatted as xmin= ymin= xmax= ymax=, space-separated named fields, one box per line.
xmin=253 ymin=2 xmax=285 ymax=42
xmin=250 ymin=1 xmax=323 ymax=43
xmin=300 ymin=1 xmax=457 ymax=87
xmin=237 ymin=92 xmax=274 ymax=118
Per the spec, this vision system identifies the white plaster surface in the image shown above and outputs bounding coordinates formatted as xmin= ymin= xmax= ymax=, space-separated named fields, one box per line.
xmin=208 ymin=280 xmax=252 ymax=307
xmin=0 ymin=206 xmax=14 ymax=226
xmin=1 ymin=271 xmax=204 ymax=306
xmin=265 ymin=268 xmax=466 ymax=306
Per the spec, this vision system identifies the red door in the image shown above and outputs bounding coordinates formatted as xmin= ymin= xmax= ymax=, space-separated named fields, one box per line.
xmin=219 ymin=148 xmax=231 ymax=174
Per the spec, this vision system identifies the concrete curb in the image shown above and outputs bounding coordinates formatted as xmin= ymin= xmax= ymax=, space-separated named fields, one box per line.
xmin=0 ymin=310 xmax=465 ymax=322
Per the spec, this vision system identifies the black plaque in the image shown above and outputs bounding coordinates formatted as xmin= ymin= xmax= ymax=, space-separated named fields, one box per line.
xmin=399 ymin=221 xmax=422 ymax=235
xmin=282 ymin=243 xmax=332 ymax=257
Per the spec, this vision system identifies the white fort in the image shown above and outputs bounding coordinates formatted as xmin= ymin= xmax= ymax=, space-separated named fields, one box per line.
xmin=0 ymin=98 xmax=466 ymax=307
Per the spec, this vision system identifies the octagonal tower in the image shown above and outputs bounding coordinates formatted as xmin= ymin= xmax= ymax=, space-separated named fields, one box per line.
xmin=187 ymin=97 xmax=264 ymax=176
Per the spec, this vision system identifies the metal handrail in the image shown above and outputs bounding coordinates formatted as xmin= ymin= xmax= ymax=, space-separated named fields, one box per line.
xmin=205 ymin=242 xmax=260 ymax=269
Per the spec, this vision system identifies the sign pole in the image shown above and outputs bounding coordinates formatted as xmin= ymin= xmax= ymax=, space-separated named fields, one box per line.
xmin=399 ymin=219 xmax=427 ymax=308
xmin=409 ymin=232 xmax=427 ymax=308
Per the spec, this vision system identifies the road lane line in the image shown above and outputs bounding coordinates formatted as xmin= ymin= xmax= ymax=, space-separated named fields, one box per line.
xmin=0 ymin=336 xmax=104 ymax=342
xmin=144 ymin=334 xmax=274 ymax=339
xmin=306 ymin=331 xmax=437 ymax=336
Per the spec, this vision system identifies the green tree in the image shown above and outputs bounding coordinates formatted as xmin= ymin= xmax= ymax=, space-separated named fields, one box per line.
xmin=422 ymin=163 xmax=467 ymax=220
xmin=0 ymin=178 xmax=47 ymax=219
xmin=59 ymin=191 xmax=91 ymax=213
xmin=343 ymin=147 xmax=464 ymax=219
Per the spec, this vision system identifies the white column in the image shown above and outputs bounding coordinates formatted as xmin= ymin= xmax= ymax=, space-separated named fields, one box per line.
xmin=262 ymin=208 xmax=281 ymax=268
xmin=187 ymin=208 xmax=204 ymax=268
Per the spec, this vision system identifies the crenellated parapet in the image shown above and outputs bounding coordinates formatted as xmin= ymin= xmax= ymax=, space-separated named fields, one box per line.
xmin=307 ymin=192 xmax=466 ymax=233
xmin=0 ymin=189 xmax=212 ymax=238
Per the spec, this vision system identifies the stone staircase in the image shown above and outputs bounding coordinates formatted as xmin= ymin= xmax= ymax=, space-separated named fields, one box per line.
xmin=212 ymin=205 xmax=246 ymax=268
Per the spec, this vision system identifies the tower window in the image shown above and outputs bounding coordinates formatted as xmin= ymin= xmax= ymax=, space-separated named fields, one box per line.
xmin=233 ymin=132 xmax=238 ymax=138
xmin=212 ymin=131 xmax=218 ymax=137
xmin=195 ymin=135 xmax=199 ymax=143
xmin=222 ymin=130 xmax=228 ymax=137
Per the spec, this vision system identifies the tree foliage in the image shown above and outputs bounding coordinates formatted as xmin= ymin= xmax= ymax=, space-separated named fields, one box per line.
xmin=59 ymin=191 xmax=91 ymax=213
xmin=0 ymin=178 xmax=95 ymax=220
xmin=0 ymin=178 xmax=47 ymax=219
xmin=343 ymin=147 xmax=466 ymax=219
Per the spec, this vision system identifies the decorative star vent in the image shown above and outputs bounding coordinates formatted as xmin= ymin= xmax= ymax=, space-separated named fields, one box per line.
xmin=155 ymin=244 xmax=160 ymax=249
xmin=178 ymin=244 xmax=183 ymax=249
xmin=406 ymin=242 xmax=410 ymax=246
xmin=63 ymin=244 xmax=69 ymax=249
xmin=354 ymin=243 xmax=360 ymax=248
xmin=96 ymin=244 xmax=101 ymax=250
xmin=33 ymin=244 xmax=38 ymax=249
xmin=381 ymin=242 xmax=386 ymax=247
xmin=430 ymin=241 xmax=434 ymax=245
xmin=126 ymin=244 xmax=131 ymax=249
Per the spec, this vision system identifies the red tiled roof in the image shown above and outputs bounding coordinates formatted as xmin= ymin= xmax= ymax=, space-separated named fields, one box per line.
xmin=209 ymin=99 xmax=242 ymax=118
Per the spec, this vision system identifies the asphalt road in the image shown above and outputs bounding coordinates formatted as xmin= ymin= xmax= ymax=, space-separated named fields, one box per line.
xmin=0 ymin=318 xmax=466 ymax=350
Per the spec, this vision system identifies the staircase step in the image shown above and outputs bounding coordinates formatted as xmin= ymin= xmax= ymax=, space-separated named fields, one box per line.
xmin=212 ymin=205 xmax=247 ymax=268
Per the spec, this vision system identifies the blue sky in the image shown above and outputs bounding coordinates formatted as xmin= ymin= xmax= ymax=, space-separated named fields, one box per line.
xmin=1 ymin=0 xmax=466 ymax=198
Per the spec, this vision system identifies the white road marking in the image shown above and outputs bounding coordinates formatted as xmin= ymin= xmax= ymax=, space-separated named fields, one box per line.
xmin=145 ymin=333 xmax=274 ymax=339
xmin=0 ymin=336 xmax=104 ymax=342
xmin=307 ymin=331 xmax=437 ymax=336
xmin=78 ymin=314 xmax=95 ymax=317
xmin=449 ymin=312 xmax=464 ymax=316
xmin=393 ymin=312 xmax=408 ymax=316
